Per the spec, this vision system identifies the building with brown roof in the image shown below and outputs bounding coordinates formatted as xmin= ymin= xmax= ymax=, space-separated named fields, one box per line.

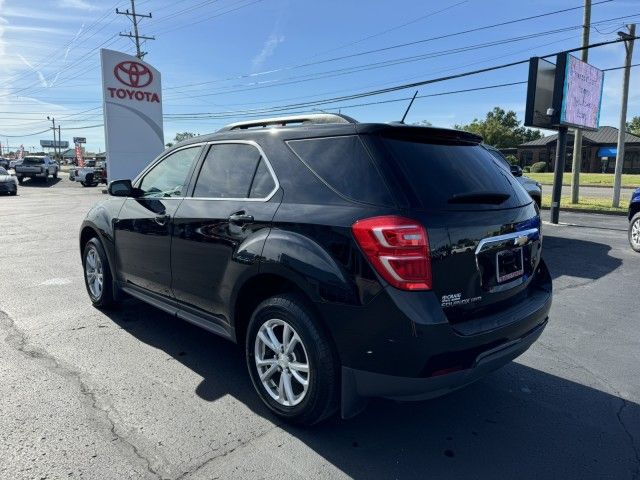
xmin=517 ymin=126 xmax=640 ymax=173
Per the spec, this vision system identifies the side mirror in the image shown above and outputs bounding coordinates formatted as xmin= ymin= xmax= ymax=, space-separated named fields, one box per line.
xmin=108 ymin=179 xmax=142 ymax=197
xmin=510 ymin=165 xmax=523 ymax=177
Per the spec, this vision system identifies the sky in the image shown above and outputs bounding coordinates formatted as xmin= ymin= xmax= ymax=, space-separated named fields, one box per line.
xmin=0 ymin=0 xmax=639 ymax=153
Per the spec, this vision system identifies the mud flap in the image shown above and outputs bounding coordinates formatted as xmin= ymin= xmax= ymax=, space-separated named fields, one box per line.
xmin=341 ymin=366 xmax=369 ymax=419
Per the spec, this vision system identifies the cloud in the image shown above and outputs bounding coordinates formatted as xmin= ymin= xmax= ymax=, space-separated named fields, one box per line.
xmin=252 ymin=34 xmax=285 ymax=70
xmin=17 ymin=54 xmax=51 ymax=88
xmin=57 ymin=0 xmax=96 ymax=10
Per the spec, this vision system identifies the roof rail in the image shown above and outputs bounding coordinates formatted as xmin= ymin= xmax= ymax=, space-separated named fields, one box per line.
xmin=217 ymin=113 xmax=358 ymax=132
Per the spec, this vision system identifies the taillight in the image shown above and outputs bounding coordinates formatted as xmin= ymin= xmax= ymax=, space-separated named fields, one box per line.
xmin=352 ymin=215 xmax=432 ymax=291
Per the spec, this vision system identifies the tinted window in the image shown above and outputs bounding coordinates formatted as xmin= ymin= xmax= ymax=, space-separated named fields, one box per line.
xmin=381 ymin=137 xmax=530 ymax=209
xmin=486 ymin=148 xmax=511 ymax=170
xmin=139 ymin=146 xmax=201 ymax=197
xmin=287 ymin=135 xmax=393 ymax=206
xmin=194 ymin=143 xmax=274 ymax=199
xmin=0 ymin=167 xmax=7 ymax=175
xmin=249 ymin=159 xmax=276 ymax=198
xmin=23 ymin=158 xmax=44 ymax=164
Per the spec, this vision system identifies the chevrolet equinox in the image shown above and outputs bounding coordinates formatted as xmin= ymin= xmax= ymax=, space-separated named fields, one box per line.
xmin=80 ymin=114 xmax=552 ymax=425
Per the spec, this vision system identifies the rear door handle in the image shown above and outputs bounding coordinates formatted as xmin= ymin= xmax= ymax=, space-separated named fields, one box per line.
xmin=228 ymin=212 xmax=254 ymax=225
xmin=154 ymin=214 xmax=170 ymax=226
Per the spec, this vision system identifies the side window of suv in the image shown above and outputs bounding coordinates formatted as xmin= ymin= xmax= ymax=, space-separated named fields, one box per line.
xmin=287 ymin=135 xmax=394 ymax=206
xmin=193 ymin=143 xmax=276 ymax=199
xmin=139 ymin=146 xmax=201 ymax=197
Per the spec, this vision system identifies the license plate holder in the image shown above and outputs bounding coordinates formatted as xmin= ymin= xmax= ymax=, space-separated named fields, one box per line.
xmin=496 ymin=247 xmax=524 ymax=283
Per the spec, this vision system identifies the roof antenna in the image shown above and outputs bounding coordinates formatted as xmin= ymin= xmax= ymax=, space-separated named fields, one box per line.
xmin=400 ymin=90 xmax=419 ymax=124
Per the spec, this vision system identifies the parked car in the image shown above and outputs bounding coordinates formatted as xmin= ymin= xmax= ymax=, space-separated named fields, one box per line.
xmin=0 ymin=167 xmax=18 ymax=195
xmin=15 ymin=156 xmax=59 ymax=183
xmin=481 ymin=144 xmax=542 ymax=208
xmin=79 ymin=114 xmax=552 ymax=425
xmin=70 ymin=160 xmax=107 ymax=187
xmin=0 ymin=158 xmax=9 ymax=170
xmin=628 ymin=188 xmax=640 ymax=252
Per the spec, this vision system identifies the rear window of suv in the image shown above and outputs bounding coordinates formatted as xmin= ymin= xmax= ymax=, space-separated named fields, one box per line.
xmin=287 ymin=135 xmax=394 ymax=206
xmin=379 ymin=136 xmax=531 ymax=209
xmin=23 ymin=157 xmax=45 ymax=164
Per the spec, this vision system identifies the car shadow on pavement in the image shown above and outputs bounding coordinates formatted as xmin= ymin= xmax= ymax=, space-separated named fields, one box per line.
xmin=18 ymin=177 xmax=62 ymax=188
xmin=542 ymin=235 xmax=622 ymax=280
xmin=105 ymin=300 xmax=640 ymax=480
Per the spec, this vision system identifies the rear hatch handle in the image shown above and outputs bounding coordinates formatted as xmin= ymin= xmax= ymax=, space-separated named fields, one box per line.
xmin=475 ymin=228 xmax=539 ymax=255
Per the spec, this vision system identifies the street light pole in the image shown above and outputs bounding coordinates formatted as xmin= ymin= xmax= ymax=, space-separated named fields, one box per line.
xmin=612 ymin=24 xmax=636 ymax=207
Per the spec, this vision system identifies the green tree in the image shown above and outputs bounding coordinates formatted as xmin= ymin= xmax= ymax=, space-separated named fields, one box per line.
xmin=173 ymin=132 xmax=197 ymax=143
xmin=454 ymin=107 xmax=543 ymax=148
xmin=165 ymin=142 xmax=174 ymax=148
xmin=627 ymin=116 xmax=640 ymax=135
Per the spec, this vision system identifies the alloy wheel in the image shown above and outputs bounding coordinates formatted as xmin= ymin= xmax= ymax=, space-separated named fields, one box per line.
xmin=85 ymin=247 xmax=104 ymax=299
xmin=254 ymin=318 xmax=310 ymax=407
xmin=632 ymin=218 xmax=640 ymax=248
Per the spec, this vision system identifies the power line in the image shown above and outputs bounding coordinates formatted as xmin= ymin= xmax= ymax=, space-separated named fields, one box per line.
xmin=160 ymin=36 xmax=640 ymax=119
xmin=163 ymin=15 xmax=640 ymax=102
xmin=150 ymin=0 xmax=266 ymax=36
xmin=162 ymin=0 xmax=616 ymax=92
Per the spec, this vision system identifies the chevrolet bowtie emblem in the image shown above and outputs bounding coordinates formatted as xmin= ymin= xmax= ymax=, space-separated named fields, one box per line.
xmin=514 ymin=235 xmax=529 ymax=246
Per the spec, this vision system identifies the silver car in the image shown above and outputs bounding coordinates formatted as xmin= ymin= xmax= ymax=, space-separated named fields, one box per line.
xmin=0 ymin=167 xmax=18 ymax=196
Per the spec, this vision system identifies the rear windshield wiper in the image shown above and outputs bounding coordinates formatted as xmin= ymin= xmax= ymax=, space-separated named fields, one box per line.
xmin=447 ymin=191 xmax=510 ymax=205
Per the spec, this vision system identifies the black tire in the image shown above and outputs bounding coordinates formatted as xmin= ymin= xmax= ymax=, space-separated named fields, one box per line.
xmin=81 ymin=181 xmax=87 ymax=187
xmin=629 ymin=212 xmax=640 ymax=253
xmin=17 ymin=177 xmax=23 ymax=184
xmin=53 ymin=170 xmax=58 ymax=179
xmin=85 ymin=173 xmax=94 ymax=186
xmin=246 ymin=294 xmax=339 ymax=426
xmin=42 ymin=174 xmax=48 ymax=184
xmin=82 ymin=238 xmax=116 ymax=309
xmin=10 ymin=188 xmax=17 ymax=196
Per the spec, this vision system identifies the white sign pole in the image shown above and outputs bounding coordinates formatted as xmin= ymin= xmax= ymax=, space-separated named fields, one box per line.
xmin=100 ymin=49 xmax=164 ymax=183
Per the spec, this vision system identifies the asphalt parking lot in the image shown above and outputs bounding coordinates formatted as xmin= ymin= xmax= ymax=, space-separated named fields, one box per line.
xmin=0 ymin=177 xmax=638 ymax=480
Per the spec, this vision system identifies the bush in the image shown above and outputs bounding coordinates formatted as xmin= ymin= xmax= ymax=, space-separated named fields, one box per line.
xmin=523 ymin=166 xmax=531 ymax=173
xmin=531 ymin=161 xmax=548 ymax=173
xmin=505 ymin=155 xmax=519 ymax=165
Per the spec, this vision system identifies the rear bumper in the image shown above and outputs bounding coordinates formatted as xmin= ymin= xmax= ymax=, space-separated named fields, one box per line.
xmin=16 ymin=171 xmax=47 ymax=177
xmin=318 ymin=260 xmax=552 ymax=418
xmin=341 ymin=319 xmax=547 ymax=417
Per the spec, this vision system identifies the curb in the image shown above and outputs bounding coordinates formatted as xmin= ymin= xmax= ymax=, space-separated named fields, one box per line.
xmin=540 ymin=206 xmax=628 ymax=216
xmin=538 ymin=183 xmax=638 ymax=190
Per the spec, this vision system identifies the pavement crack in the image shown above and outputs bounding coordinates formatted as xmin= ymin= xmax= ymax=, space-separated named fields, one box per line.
xmin=617 ymin=399 xmax=640 ymax=480
xmin=0 ymin=308 xmax=164 ymax=480
xmin=174 ymin=425 xmax=278 ymax=480
xmin=538 ymin=340 xmax=640 ymax=478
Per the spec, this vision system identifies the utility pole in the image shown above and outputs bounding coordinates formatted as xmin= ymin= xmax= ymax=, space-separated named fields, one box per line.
xmin=47 ymin=116 xmax=57 ymax=160
xmin=570 ymin=0 xmax=591 ymax=204
xmin=57 ymin=125 xmax=61 ymax=161
xmin=613 ymin=24 xmax=636 ymax=207
xmin=116 ymin=0 xmax=154 ymax=59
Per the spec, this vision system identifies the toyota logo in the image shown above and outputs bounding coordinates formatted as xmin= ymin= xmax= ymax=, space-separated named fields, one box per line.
xmin=113 ymin=61 xmax=153 ymax=88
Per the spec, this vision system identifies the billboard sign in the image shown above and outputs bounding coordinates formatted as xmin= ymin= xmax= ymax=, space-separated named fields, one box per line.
xmin=40 ymin=140 xmax=69 ymax=148
xmin=558 ymin=54 xmax=604 ymax=131
xmin=524 ymin=57 xmax=556 ymax=129
xmin=100 ymin=49 xmax=164 ymax=182
xmin=73 ymin=137 xmax=86 ymax=144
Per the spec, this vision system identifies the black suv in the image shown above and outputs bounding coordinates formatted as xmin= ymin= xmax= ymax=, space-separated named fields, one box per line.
xmin=80 ymin=114 xmax=552 ymax=425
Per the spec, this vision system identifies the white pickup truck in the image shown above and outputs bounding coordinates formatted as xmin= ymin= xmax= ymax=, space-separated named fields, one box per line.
xmin=15 ymin=156 xmax=59 ymax=184
xmin=69 ymin=160 xmax=107 ymax=187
